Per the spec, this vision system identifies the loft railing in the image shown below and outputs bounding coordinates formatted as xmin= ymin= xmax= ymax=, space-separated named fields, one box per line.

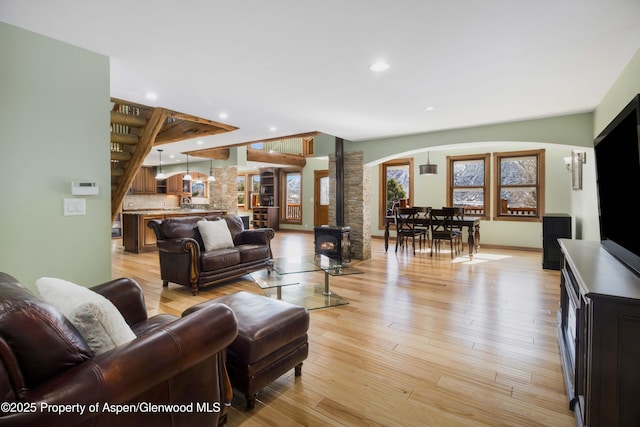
xmin=249 ymin=135 xmax=314 ymax=157
xmin=250 ymin=137 xmax=303 ymax=155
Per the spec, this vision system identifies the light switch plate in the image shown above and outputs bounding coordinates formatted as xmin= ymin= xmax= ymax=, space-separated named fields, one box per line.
xmin=63 ymin=198 xmax=86 ymax=216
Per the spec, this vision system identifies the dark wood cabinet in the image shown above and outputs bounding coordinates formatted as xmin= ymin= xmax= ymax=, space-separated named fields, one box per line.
xmin=259 ymin=168 xmax=279 ymax=207
xmin=542 ymin=213 xmax=571 ymax=270
xmin=558 ymin=240 xmax=640 ymax=427
xmin=252 ymin=207 xmax=279 ymax=230
xmin=252 ymin=167 xmax=279 ymax=230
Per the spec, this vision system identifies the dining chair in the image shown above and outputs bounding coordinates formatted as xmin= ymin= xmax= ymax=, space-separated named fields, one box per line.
xmin=429 ymin=208 xmax=463 ymax=259
xmin=442 ymin=206 xmax=465 ymax=253
xmin=413 ymin=206 xmax=431 ymax=247
xmin=395 ymin=207 xmax=427 ymax=255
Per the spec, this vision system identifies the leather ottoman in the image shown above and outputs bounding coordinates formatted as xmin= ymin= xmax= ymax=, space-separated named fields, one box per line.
xmin=185 ymin=291 xmax=309 ymax=409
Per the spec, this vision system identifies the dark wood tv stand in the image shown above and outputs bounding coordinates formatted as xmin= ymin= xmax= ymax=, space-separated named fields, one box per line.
xmin=558 ymin=239 xmax=640 ymax=426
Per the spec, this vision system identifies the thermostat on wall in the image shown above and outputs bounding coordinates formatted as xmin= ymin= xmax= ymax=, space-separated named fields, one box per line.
xmin=71 ymin=181 xmax=99 ymax=195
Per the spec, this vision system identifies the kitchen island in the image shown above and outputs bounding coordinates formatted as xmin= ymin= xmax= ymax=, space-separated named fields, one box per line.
xmin=121 ymin=209 xmax=226 ymax=253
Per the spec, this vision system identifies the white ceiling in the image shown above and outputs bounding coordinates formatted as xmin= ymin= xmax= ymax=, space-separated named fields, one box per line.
xmin=2 ymin=0 xmax=640 ymax=166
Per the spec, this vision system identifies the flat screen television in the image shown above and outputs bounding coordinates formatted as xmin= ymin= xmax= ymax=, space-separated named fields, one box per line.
xmin=594 ymin=94 xmax=640 ymax=276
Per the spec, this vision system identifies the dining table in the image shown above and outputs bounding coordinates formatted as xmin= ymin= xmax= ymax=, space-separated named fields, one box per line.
xmin=384 ymin=212 xmax=481 ymax=260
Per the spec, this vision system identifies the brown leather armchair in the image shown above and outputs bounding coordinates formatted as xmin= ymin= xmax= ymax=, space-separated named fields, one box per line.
xmin=0 ymin=272 xmax=238 ymax=427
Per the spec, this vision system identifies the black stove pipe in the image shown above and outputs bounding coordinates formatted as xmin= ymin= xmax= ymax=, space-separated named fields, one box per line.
xmin=335 ymin=137 xmax=344 ymax=226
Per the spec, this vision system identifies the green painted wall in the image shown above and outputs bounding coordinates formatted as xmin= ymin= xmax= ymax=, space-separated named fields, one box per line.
xmin=594 ymin=48 xmax=640 ymax=135
xmin=346 ymin=112 xmax=594 ymax=165
xmin=311 ymin=133 xmax=337 ymax=157
xmin=339 ymin=113 xmax=593 ymax=247
xmin=0 ymin=22 xmax=111 ymax=290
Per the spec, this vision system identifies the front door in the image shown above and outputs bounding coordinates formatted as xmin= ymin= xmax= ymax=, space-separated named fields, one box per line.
xmin=314 ymin=170 xmax=329 ymax=226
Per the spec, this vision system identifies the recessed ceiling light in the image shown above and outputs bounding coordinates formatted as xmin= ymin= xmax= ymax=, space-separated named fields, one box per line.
xmin=197 ymin=140 xmax=203 ymax=145
xmin=269 ymin=126 xmax=277 ymax=132
xmin=145 ymin=92 xmax=157 ymax=100
xmin=369 ymin=61 xmax=390 ymax=72
xmin=424 ymin=106 xmax=436 ymax=112
xmin=219 ymin=112 xmax=228 ymax=119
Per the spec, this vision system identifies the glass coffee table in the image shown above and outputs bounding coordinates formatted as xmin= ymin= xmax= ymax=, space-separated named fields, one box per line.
xmin=250 ymin=255 xmax=362 ymax=309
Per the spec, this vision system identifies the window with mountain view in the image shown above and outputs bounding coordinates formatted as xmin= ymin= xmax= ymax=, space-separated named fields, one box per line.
xmin=494 ymin=149 xmax=545 ymax=220
xmin=283 ymin=170 xmax=302 ymax=223
xmin=236 ymin=175 xmax=246 ymax=208
xmin=379 ymin=159 xmax=413 ymax=227
xmin=447 ymin=154 xmax=490 ymax=219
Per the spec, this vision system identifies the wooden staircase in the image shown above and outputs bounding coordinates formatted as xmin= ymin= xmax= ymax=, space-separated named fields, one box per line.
xmin=109 ymin=98 xmax=237 ymax=222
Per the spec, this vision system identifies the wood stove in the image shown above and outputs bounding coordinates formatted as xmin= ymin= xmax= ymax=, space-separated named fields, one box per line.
xmin=314 ymin=138 xmax=353 ymax=265
xmin=314 ymin=225 xmax=351 ymax=264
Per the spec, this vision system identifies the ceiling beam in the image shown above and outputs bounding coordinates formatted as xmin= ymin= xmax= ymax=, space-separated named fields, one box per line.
xmin=185 ymin=147 xmax=231 ymax=160
xmin=247 ymin=148 xmax=306 ymax=167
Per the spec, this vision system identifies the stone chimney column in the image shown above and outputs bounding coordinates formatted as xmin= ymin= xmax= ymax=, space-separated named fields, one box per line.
xmin=328 ymin=151 xmax=371 ymax=260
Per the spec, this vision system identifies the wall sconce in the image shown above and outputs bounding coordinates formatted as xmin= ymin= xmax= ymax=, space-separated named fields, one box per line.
xmin=570 ymin=150 xmax=587 ymax=190
xmin=419 ymin=151 xmax=438 ymax=175
xmin=564 ymin=151 xmax=586 ymax=171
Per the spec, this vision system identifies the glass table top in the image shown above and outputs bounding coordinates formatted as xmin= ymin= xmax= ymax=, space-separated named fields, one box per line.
xmin=249 ymin=255 xmax=362 ymax=310
xmin=271 ymin=255 xmax=362 ymax=276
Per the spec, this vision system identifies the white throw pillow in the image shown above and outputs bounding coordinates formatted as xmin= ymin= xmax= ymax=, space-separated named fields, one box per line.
xmin=35 ymin=277 xmax=136 ymax=355
xmin=198 ymin=219 xmax=235 ymax=251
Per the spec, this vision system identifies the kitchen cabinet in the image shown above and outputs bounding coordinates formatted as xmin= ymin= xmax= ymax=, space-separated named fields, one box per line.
xmin=122 ymin=210 xmax=226 ymax=253
xmin=130 ymin=167 xmax=157 ymax=194
xmin=154 ymin=173 xmax=209 ymax=196
xmin=166 ymin=174 xmax=184 ymax=194
xmin=141 ymin=214 xmax=163 ymax=251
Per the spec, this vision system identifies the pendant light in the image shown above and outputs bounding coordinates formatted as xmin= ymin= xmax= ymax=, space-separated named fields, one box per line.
xmin=183 ymin=154 xmax=192 ymax=181
xmin=155 ymin=149 xmax=165 ymax=180
xmin=419 ymin=151 xmax=438 ymax=175
xmin=207 ymin=158 xmax=216 ymax=182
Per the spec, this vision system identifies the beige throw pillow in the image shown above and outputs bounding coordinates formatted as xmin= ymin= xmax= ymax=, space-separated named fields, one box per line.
xmin=197 ymin=219 xmax=235 ymax=251
xmin=36 ymin=277 xmax=136 ymax=355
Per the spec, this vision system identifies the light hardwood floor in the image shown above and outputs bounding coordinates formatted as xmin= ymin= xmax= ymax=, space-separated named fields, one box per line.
xmin=111 ymin=231 xmax=575 ymax=427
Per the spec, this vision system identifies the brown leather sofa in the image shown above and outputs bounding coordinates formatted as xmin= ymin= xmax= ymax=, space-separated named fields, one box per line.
xmin=148 ymin=215 xmax=275 ymax=295
xmin=0 ymin=272 xmax=238 ymax=427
